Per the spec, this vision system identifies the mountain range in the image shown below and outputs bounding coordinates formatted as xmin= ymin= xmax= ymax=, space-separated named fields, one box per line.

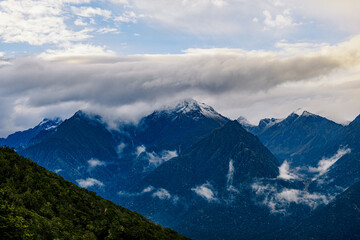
xmin=1 ymin=99 xmax=360 ymax=239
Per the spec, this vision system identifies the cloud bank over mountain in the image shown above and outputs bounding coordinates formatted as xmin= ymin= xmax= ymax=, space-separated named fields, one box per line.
xmin=0 ymin=34 xmax=360 ymax=136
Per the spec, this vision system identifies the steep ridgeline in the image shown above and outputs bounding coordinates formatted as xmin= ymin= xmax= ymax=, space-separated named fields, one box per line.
xmin=18 ymin=111 xmax=119 ymax=190
xmin=18 ymin=100 xmax=229 ymax=200
xmin=0 ymin=118 xmax=62 ymax=149
xmin=239 ymin=111 xmax=344 ymax=166
xmin=310 ymin=114 xmax=360 ymax=193
xmin=277 ymin=181 xmax=360 ymax=240
xmin=0 ymin=147 xmax=188 ymax=240
xmin=135 ymin=99 xmax=229 ymax=152
xmin=119 ymin=121 xmax=281 ymax=240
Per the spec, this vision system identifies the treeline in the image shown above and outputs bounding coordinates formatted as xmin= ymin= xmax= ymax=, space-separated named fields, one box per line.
xmin=0 ymin=146 xmax=189 ymax=240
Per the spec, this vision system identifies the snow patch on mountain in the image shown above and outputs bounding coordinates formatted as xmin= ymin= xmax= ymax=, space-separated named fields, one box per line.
xmin=237 ymin=116 xmax=253 ymax=127
xmin=259 ymin=118 xmax=284 ymax=130
xmin=162 ymin=99 xmax=226 ymax=121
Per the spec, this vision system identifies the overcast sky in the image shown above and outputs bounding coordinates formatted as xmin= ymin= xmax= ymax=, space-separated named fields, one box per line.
xmin=0 ymin=0 xmax=360 ymax=137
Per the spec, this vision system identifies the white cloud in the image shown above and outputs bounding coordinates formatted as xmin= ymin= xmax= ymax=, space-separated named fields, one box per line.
xmin=76 ymin=178 xmax=104 ymax=188
xmin=192 ymin=182 xmax=218 ymax=202
xmin=309 ymin=147 xmax=351 ymax=177
xmin=263 ymin=9 xmax=295 ymax=29
xmin=74 ymin=18 xmax=88 ymax=26
xmin=118 ymin=186 xmax=156 ymax=197
xmin=88 ymin=158 xmax=105 ymax=168
xmin=146 ymin=150 xmax=178 ymax=167
xmin=278 ymin=160 xmax=299 ymax=180
xmin=226 ymin=159 xmax=235 ymax=185
xmin=71 ymin=6 xmax=112 ymax=19
xmin=113 ymin=0 xmax=265 ymax=35
xmin=54 ymin=169 xmax=62 ymax=173
xmin=0 ymin=0 xmax=91 ymax=45
xmin=116 ymin=142 xmax=126 ymax=156
xmin=159 ymin=150 xmax=178 ymax=161
xmin=118 ymin=186 xmax=155 ymax=197
xmin=152 ymin=188 xmax=171 ymax=200
xmin=142 ymin=186 xmax=154 ymax=193
xmin=97 ymin=27 xmax=119 ymax=34
xmin=283 ymin=0 xmax=360 ymax=33
xmin=251 ymin=182 xmax=334 ymax=213
xmin=119 ymin=186 xmax=178 ymax=203
xmin=108 ymin=0 xmax=129 ymax=5
xmin=0 ymin=34 xmax=360 ymax=137
xmin=136 ymin=146 xmax=178 ymax=168
xmin=107 ymin=0 xmax=360 ymax=36
xmin=115 ymin=11 xmax=137 ymax=23
xmin=136 ymin=145 xmax=146 ymax=156
xmin=226 ymin=159 xmax=239 ymax=193
xmin=39 ymin=43 xmax=116 ymax=61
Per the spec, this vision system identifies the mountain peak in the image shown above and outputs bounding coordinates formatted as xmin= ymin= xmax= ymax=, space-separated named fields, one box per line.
xmin=350 ymin=114 xmax=360 ymax=126
xmin=258 ymin=117 xmax=284 ymax=130
xmin=173 ymin=99 xmax=216 ymax=115
xmin=301 ymin=110 xmax=316 ymax=117
xmin=237 ymin=116 xmax=253 ymax=127
xmin=153 ymin=99 xmax=228 ymax=122
xmin=38 ymin=117 xmax=62 ymax=130
xmin=73 ymin=110 xmax=103 ymax=123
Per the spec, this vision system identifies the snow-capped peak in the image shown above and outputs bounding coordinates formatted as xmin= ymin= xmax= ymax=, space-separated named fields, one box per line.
xmin=158 ymin=99 xmax=226 ymax=121
xmin=174 ymin=99 xmax=226 ymax=120
xmin=259 ymin=118 xmax=284 ymax=130
xmin=292 ymin=108 xmax=316 ymax=118
xmin=301 ymin=110 xmax=315 ymax=117
xmin=38 ymin=117 xmax=62 ymax=130
xmin=237 ymin=116 xmax=253 ymax=127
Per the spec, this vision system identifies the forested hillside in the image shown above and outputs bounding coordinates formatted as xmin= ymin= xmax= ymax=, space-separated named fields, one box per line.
xmin=0 ymin=147 xmax=188 ymax=240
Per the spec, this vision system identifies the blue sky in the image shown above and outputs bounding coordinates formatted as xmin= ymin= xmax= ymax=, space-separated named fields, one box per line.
xmin=0 ymin=0 xmax=360 ymax=136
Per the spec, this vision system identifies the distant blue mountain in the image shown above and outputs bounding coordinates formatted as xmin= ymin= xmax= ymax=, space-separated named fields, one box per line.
xmin=0 ymin=118 xmax=62 ymax=149
xmin=239 ymin=111 xmax=344 ymax=166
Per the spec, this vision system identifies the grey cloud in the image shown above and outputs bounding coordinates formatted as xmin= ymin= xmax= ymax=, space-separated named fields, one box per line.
xmin=0 ymin=50 xmax=343 ymax=108
xmin=0 ymin=38 xmax=359 ymax=136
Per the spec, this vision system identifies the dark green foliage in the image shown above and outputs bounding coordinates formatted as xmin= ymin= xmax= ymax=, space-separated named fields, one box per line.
xmin=0 ymin=147 xmax=189 ymax=240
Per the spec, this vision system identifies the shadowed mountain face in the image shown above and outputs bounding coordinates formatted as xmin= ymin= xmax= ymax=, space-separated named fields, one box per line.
xmin=132 ymin=120 xmax=279 ymax=194
xmin=240 ymin=111 xmax=344 ymax=166
xmin=119 ymin=121 xmax=281 ymax=239
xmin=276 ymin=181 xmax=360 ymax=240
xmin=311 ymin=114 xmax=360 ymax=193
